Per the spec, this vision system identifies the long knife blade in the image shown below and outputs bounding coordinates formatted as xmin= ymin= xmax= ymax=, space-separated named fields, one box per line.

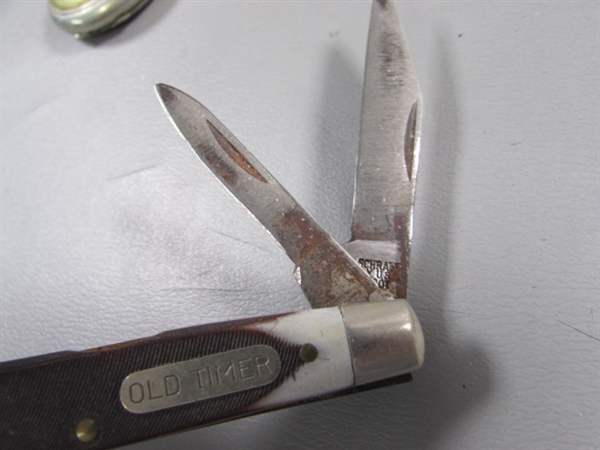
xmin=344 ymin=0 xmax=423 ymax=300
xmin=156 ymin=84 xmax=386 ymax=309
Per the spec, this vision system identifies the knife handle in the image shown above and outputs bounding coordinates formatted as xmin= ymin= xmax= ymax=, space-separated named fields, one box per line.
xmin=0 ymin=300 xmax=423 ymax=449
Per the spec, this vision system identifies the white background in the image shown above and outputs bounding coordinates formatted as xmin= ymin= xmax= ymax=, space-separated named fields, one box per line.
xmin=1 ymin=1 xmax=598 ymax=449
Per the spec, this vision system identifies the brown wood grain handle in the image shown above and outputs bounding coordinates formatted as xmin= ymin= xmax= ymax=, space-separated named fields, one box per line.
xmin=0 ymin=314 xmax=307 ymax=449
xmin=0 ymin=301 xmax=421 ymax=449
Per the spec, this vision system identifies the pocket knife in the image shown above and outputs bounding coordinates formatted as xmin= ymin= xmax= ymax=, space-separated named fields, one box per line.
xmin=0 ymin=1 xmax=424 ymax=448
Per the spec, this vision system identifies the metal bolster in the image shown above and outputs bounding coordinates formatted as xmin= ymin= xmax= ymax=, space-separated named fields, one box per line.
xmin=340 ymin=299 xmax=424 ymax=386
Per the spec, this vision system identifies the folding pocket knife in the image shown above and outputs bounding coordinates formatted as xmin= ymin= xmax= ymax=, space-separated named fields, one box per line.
xmin=0 ymin=1 xmax=423 ymax=448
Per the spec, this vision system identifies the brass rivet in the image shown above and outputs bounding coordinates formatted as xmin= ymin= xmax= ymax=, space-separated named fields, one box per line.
xmin=299 ymin=343 xmax=318 ymax=363
xmin=75 ymin=417 xmax=99 ymax=443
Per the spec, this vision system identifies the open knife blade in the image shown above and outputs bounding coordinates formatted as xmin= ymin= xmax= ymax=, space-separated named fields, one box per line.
xmin=344 ymin=0 xmax=423 ymax=300
xmin=156 ymin=84 xmax=387 ymax=309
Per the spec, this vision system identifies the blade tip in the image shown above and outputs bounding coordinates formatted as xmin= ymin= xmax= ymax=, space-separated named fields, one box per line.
xmin=155 ymin=83 xmax=177 ymax=105
xmin=374 ymin=0 xmax=395 ymax=12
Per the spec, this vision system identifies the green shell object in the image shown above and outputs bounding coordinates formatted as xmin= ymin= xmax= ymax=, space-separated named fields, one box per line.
xmin=48 ymin=0 xmax=152 ymax=38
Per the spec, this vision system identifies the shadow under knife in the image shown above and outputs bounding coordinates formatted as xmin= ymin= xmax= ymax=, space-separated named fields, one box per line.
xmin=396 ymin=34 xmax=495 ymax=449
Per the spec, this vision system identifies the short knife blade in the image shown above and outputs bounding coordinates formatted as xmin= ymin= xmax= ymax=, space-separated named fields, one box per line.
xmin=156 ymin=84 xmax=386 ymax=308
xmin=344 ymin=0 xmax=423 ymax=300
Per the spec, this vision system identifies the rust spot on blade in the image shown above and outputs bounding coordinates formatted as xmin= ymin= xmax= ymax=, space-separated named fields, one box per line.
xmin=278 ymin=208 xmax=374 ymax=307
xmin=207 ymin=120 xmax=268 ymax=183
xmin=280 ymin=209 xmax=320 ymax=262
xmin=200 ymin=131 xmax=237 ymax=186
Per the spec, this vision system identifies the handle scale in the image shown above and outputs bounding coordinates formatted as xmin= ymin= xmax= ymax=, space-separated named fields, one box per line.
xmin=1 ymin=315 xmax=303 ymax=448
xmin=0 ymin=301 xmax=423 ymax=449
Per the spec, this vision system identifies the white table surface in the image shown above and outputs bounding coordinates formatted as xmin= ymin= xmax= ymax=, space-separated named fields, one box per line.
xmin=1 ymin=1 xmax=599 ymax=449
